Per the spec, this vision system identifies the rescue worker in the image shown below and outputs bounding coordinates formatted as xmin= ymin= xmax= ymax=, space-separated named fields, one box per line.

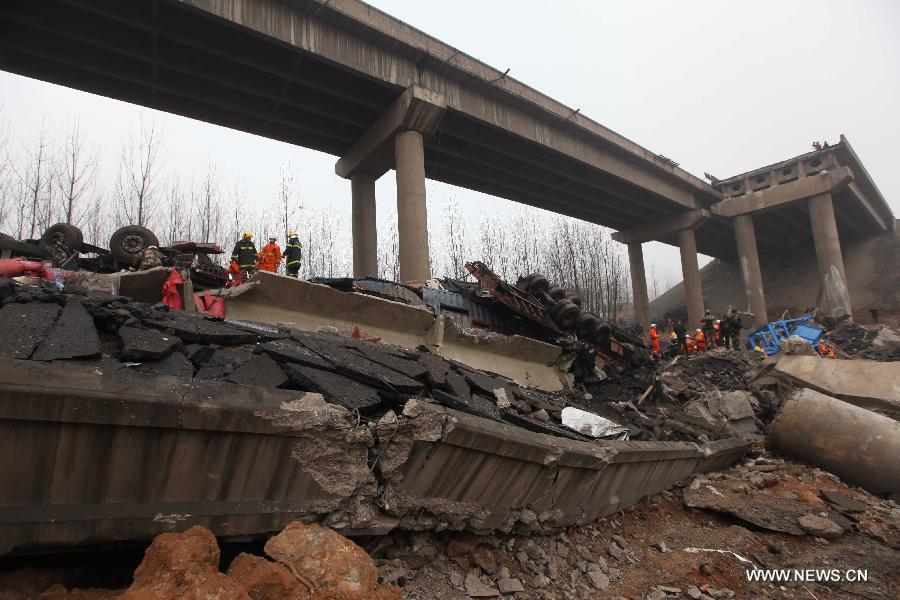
xmin=870 ymin=305 xmax=879 ymax=324
xmin=714 ymin=320 xmax=721 ymax=345
xmin=648 ymin=322 xmax=660 ymax=359
xmin=701 ymin=310 xmax=716 ymax=350
xmin=138 ymin=245 xmax=164 ymax=270
xmin=753 ymin=345 xmax=768 ymax=360
xmin=227 ymin=259 xmax=244 ymax=287
xmin=729 ymin=311 xmax=744 ymax=350
xmin=672 ymin=319 xmax=688 ymax=355
xmin=817 ymin=341 xmax=835 ymax=358
xmin=694 ymin=328 xmax=707 ymax=352
xmin=258 ymin=236 xmax=282 ymax=273
xmin=284 ymin=231 xmax=303 ymax=278
xmin=231 ymin=231 xmax=258 ymax=278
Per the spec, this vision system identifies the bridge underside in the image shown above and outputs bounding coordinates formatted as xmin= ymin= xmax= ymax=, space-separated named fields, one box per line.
xmin=0 ymin=0 xmax=724 ymax=251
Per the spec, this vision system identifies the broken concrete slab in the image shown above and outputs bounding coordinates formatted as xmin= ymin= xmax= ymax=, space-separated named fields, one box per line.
xmin=417 ymin=352 xmax=450 ymax=386
xmin=135 ymin=351 xmax=194 ymax=378
xmin=195 ymin=348 xmax=254 ymax=381
xmin=683 ymin=480 xmax=805 ymax=535
xmin=116 ymin=326 xmax=182 ymax=361
xmin=226 ymin=354 xmax=289 ymax=388
xmin=298 ymin=334 xmax=423 ymax=393
xmin=354 ymin=343 xmax=428 ymax=381
xmin=258 ymin=339 xmax=332 ymax=369
xmin=773 ymin=355 xmax=900 ymax=420
xmin=283 ymin=363 xmax=384 ymax=413
xmin=144 ymin=313 xmax=259 ymax=345
xmin=767 ymin=388 xmax=900 ymax=499
xmin=31 ymin=302 xmax=100 ymax=361
xmin=0 ymin=302 xmax=60 ymax=359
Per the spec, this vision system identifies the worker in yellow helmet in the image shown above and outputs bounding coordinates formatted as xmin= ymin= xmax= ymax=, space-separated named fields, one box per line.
xmin=231 ymin=231 xmax=258 ymax=278
xmin=284 ymin=230 xmax=303 ymax=278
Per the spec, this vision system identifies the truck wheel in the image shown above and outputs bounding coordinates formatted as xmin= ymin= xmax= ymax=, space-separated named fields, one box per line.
xmin=109 ymin=225 xmax=160 ymax=265
xmin=547 ymin=286 xmax=566 ymax=301
xmin=39 ymin=223 xmax=84 ymax=261
xmin=574 ymin=312 xmax=600 ymax=338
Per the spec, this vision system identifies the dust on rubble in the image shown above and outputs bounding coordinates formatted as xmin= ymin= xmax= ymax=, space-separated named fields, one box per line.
xmin=3 ymin=456 xmax=896 ymax=600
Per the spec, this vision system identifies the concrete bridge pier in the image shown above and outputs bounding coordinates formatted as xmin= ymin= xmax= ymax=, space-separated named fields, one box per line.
xmin=627 ymin=242 xmax=651 ymax=331
xmin=395 ymin=130 xmax=430 ymax=282
xmin=336 ymin=86 xmax=446 ymax=282
xmin=808 ymin=192 xmax=853 ymax=318
xmin=733 ymin=214 xmax=767 ymax=326
xmin=351 ymin=174 xmax=378 ymax=278
xmin=678 ymin=228 xmax=705 ymax=329
xmin=612 ymin=209 xmax=710 ymax=329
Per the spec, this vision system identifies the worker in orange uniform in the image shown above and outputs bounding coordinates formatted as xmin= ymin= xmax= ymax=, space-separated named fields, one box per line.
xmin=817 ymin=341 xmax=835 ymax=358
xmin=227 ymin=259 xmax=245 ymax=287
xmin=257 ymin=236 xmax=282 ymax=273
xmin=648 ymin=322 xmax=660 ymax=359
xmin=694 ymin=328 xmax=707 ymax=352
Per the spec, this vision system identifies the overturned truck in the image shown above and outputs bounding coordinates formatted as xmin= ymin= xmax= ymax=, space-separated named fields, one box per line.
xmin=0 ymin=269 xmax=748 ymax=556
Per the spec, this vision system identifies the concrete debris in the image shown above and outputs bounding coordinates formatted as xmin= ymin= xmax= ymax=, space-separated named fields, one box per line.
xmin=226 ymin=353 xmax=289 ymax=388
xmin=0 ymin=302 xmax=61 ymax=359
xmin=796 ymin=514 xmax=845 ymax=540
xmin=822 ymin=320 xmax=900 ymax=361
xmin=560 ymin=406 xmax=629 ymax=439
xmin=767 ymin=388 xmax=900 ymax=498
xmin=116 ymin=326 xmax=181 ymax=361
xmin=31 ymin=301 xmax=100 ymax=361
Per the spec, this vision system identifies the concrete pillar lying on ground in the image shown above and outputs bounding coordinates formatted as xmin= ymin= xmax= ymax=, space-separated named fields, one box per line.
xmin=808 ymin=192 xmax=853 ymax=318
xmin=678 ymin=227 xmax=705 ymax=328
xmin=351 ymin=174 xmax=377 ymax=278
xmin=732 ymin=214 xmax=767 ymax=326
xmin=627 ymin=242 xmax=650 ymax=331
xmin=394 ymin=130 xmax=430 ymax=282
xmin=767 ymin=388 xmax=900 ymax=499
xmin=335 ymin=86 xmax=446 ymax=282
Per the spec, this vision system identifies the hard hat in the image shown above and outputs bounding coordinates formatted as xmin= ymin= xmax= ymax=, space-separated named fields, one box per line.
xmin=754 ymin=346 xmax=762 ymax=351
xmin=650 ymin=322 xmax=656 ymax=327
xmin=288 ymin=231 xmax=298 ymax=237
xmin=715 ymin=319 xmax=720 ymax=324
xmin=269 ymin=236 xmax=276 ymax=240
xmin=243 ymin=231 xmax=252 ymax=239
xmin=148 ymin=245 xmax=158 ymax=250
xmin=696 ymin=329 xmax=702 ymax=333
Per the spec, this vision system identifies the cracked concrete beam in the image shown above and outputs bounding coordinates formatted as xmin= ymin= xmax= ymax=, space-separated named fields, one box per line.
xmin=711 ymin=167 xmax=853 ymax=218
xmin=611 ymin=209 xmax=710 ymax=245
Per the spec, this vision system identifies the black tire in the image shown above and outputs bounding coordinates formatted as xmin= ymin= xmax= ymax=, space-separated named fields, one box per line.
xmin=527 ymin=275 xmax=550 ymax=294
xmin=39 ymin=223 xmax=83 ymax=262
xmin=552 ymin=300 xmax=580 ymax=330
xmin=547 ymin=286 xmax=566 ymax=301
xmin=109 ymin=225 xmax=160 ymax=265
xmin=592 ymin=323 xmax=612 ymax=344
xmin=574 ymin=312 xmax=600 ymax=338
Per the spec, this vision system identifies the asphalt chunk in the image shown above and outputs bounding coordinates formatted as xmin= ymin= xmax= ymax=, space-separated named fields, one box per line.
xmin=144 ymin=314 xmax=258 ymax=345
xmin=136 ymin=352 xmax=194 ymax=378
xmin=355 ymin=343 xmax=428 ymax=380
xmin=32 ymin=301 xmax=100 ymax=361
xmin=417 ymin=352 xmax=451 ymax=386
xmin=298 ymin=335 xmax=423 ymax=393
xmin=283 ymin=363 xmax=383 ymax=413
xmin=195 ymin=348 xmax=254 ymax=381
xmin=0 ymin=302 xmax=61 ymax=359
xmin=227 ymin=354 xmax=289 ymax=388
xmin=443 ymin=369 xmax=472 ymax=400
xmin=117 ymin=326 xmax=182 ymax=361
xmin=258 ymin=339 xmax=331 ymax=369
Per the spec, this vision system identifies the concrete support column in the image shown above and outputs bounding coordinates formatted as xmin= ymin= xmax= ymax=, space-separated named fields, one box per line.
xmin=808 ymin=192 xmax=853 ymax=318
xmin=394 ymin=130 xmax=431 ymax=282
xmin=678 ymin=228 xmax=705 ymax=328
xmin=351 ymin=174 xmax=378 ymax=278
xmin=627 ymin=242 xmax=651 ymax=331
xmin=733 ymin=214 xmax=767 ymax=326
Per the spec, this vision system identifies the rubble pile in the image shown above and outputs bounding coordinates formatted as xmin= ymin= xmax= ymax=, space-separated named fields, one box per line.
xmin=580 ymin=350 xmax=774 ymax=443
xmin=4 ymin=453 xmax=896 ymax=600
xmin=821 ymin=321 xmax=900 ymax=361
xmin=0 ymin=278 xmax=605 ymax=444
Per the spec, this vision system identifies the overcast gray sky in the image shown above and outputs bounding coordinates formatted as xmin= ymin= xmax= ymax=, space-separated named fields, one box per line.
xmin=2 ymin=0 xmax=898 ymax=284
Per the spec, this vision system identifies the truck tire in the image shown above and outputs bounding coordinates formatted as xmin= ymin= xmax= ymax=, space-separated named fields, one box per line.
xmin=547 ymin=286 xmax=566 ymax=301
xmin=39 ymin=223 xmax=83 ymax=261
xmin=551 ymin=300 xmax=580 ymax=330
xmin=574 ymin=312 xmax=600 ymax=338
xmin=109 ymin=225 xmax=160 ymax=265
xmin=526 ymin=274 xmax=550 ymax=294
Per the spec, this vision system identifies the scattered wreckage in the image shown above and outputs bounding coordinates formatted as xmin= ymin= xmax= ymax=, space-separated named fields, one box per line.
xmin=1 ymin=222 xmax=228 ymax=290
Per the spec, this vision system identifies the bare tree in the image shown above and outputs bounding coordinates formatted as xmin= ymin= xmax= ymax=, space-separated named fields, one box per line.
xmin=377 ymin=209 xmax=400 ymax=281
xmin=114 ymin=116 xmax=164 ymax=229
xmin=443 ymin=197 xmax=469 ymax=279
xmin=16 ymin=118 xmax=53 ymax=239
xmin=55 ymin=119 xmax=97 ymax=227
xmin=194 ymin=162 xmax=221 ymax=244
xmin=277 ymin=161 xmax=300 ymax=243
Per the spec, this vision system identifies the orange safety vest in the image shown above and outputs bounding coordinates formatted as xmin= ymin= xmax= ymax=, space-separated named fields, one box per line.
xmin=694 ymin=331 xmax=706 ymax=351
xmin=258 ymin=242 xmax=282 ymax=272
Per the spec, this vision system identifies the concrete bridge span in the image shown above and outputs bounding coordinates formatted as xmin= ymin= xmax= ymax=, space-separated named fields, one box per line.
xmin=0 ymin=0 xmax=893 ymax=326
